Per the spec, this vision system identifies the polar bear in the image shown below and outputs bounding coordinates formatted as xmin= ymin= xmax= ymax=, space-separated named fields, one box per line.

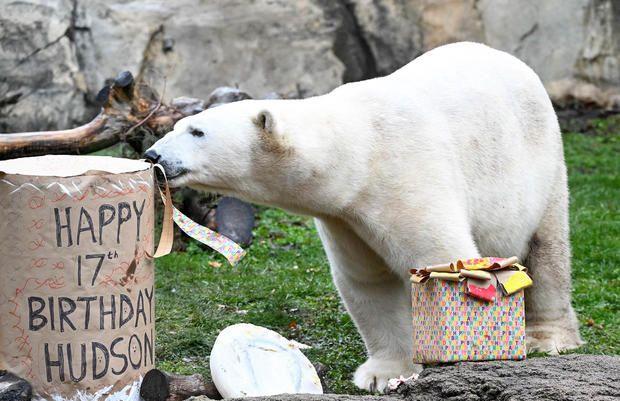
xmin=145 ymin=42 xmax=583 ymax=392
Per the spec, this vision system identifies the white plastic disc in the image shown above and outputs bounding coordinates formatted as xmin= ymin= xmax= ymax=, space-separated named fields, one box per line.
xmin=210 ymin=323 xmax=323 ymax=398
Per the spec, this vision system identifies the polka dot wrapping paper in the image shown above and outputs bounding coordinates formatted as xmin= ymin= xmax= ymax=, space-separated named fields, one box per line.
xmin=411 ymin=279 xmax=526 ymax=363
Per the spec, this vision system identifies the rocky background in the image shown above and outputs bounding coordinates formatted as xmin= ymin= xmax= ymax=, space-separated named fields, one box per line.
xmin=1 ymin=0 xmax=619 ymax=133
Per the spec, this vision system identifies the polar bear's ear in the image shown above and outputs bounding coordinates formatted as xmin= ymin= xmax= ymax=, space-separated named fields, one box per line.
xmin=254 ymin=110 xmax=275 ymax=134
xmin=254 ymin=110 xmax=288 ymax=152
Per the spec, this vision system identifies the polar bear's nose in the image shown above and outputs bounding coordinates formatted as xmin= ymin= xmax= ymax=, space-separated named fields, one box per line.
xmin=143 ymin=149 xmax=160 ymax=163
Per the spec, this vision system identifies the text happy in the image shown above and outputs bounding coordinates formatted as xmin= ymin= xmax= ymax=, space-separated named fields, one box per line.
xmin=53 ymin=200 xmax=146 ymax=247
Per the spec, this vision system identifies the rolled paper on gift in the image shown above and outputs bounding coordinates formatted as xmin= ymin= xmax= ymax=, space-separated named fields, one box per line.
xmin=429 ymin=272 xmax=464 ymax=282
xmin=460 ymin=269 xmax=492 ymax=280
xmin=457 ymin=258 xmax=493 ymax=271
xmin=410 ymin=273 xmax=430 ymax=284
xmin=489 ymin=256 xmax=520 ymax=270
xmin=425 ymin=263 xmax=457 ymax=273
xmin=410 ymin=269 xmax=430 ymax=283
xmin=457 ymin=256 xmax=520 ymax=271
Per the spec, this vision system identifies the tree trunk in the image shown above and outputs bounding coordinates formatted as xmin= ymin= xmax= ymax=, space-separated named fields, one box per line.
xmin=140 ymin=369 xmax=222 ymax=401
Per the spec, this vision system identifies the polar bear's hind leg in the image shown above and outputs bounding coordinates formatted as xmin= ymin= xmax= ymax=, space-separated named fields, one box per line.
xmin=524 ymin=169 xmax=584 ymax=354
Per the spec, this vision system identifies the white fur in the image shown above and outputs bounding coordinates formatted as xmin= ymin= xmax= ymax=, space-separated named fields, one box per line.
xmin=148 ymin=42 xmax=583 ymax=392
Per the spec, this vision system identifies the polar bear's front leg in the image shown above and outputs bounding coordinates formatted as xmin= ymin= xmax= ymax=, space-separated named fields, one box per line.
xmin=333 ymin=268 xmax=420 ymax=392
xmin=345 ymin=280 xmax=422 ymax=393
xmin=315 ymin=218 xmax=421 ymax=392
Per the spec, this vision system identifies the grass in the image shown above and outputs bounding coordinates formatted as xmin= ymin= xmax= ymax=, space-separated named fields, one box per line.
xmin=154 ymin=121 xmax=619 ymax=394
xmin=564 ymin=129 xmax=619 ymax=354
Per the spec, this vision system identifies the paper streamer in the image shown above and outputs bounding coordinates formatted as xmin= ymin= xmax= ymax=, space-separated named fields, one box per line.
xmin=149 ymin=163 xmax=246 ymax=266
xmin=172 ymin=206 xmax=247 ymax=265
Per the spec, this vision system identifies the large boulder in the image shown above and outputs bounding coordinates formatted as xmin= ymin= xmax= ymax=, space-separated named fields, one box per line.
xmin=1 ymin=0 xmax=374 ymax=132
xmin=344 ymin=0 xmax=423 ymax=76
xmin=0 ymin=0 xmax=90 ymax=132
xmin=350 ymin=0 xmax=620 ymax=105
xmin=2 ymin=0 xmax=620 ymax=133
xmin=576 ymin=0 xmax=620 ymax=87
xmin=73 ymin=0 xmax=374 ymax=101
xmin=478 ymin=0 xmax=590 ymax=85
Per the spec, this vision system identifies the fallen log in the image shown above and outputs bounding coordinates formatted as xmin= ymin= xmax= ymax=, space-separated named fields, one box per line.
xmin=140 ymin=369 xmax=222 ymax=401
xmin=0 ymin=71 xmax=185 ymax=159
xmin=0 ymin=113 xmax=113 ymax=160
xmin=0 ymin=71 xmax=253 ymax=160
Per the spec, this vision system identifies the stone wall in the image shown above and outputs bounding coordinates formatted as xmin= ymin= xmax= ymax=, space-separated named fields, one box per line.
xmin=1 ymin=0 xmax=618 ymax=132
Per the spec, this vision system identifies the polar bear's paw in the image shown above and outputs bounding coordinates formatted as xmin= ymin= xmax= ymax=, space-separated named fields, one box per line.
xmin=353 ymin=358 xmax=422 ymax=393
xmin=526 ymin=324 xmax=584 ymax=355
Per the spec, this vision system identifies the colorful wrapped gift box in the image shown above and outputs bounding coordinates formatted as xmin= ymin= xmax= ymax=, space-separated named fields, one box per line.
xmin=410 ymin=257 xmax=532 ymax=363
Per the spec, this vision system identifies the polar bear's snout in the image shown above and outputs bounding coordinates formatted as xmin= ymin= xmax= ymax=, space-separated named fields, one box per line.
xmin=143 ymin=141 xmax=189 ymax=184
xmin=143 ymin=149 xmax=160 ymax=164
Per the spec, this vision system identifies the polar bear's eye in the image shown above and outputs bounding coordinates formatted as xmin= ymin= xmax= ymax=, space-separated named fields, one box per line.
xmin=190 ymin=128 xmax=205 ymax=138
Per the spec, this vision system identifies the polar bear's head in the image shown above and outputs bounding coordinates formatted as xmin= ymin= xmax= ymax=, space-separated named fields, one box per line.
xmin=144 ymin=99 xmax=334 ymax=212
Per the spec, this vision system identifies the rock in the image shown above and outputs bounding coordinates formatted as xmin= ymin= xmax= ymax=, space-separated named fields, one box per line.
xmin=262 ymin=92 xmax=285 ymax=100
xmin=73 ymin=0 xmax=372 ymax=101
xmin=189 ymin=355 xmax=618 ymax=401
xmin=607 ymin=93 xmax=620 ymax=109
xmin=3 ymin=0 xmax=620 ymax=134
xmin=397 ymin=354 xmax=620 ymax=401
xmin=571 ymin=82 xmax=609 ymax=107
xmin=0 ymin=370 xmax=32 ymax=401
xmin=479 ymin=0 xmax=589 ymax=84
xmin=345 ymin=0 xmax=423 ymax=76
xmin=415 ymin=0 xmax=484 ymax=51
xmin=1 ymin=0 xmax=376 ymax=133
xmin=477 ymin=0 xmax=618 ymax=94
xmin=312 ymin=363 xmax=331 ymax=394
xmin=171 ymin=97 xmax=208 ymax=117
xmin=0 ymin=0 xmax=92 ymax=132
xmin=206 ymin=87 xmax=252 ymax=109
xmin=546 ymin=78 xmax=620 ymax=109
xmin=187 ymin=396 xmax=383 ymax=401
xmin=215 ymin=197 xmax=255 ymax=247
xmin=352 ymin=0 xmax=620 ymax=100
xmin=576 ymin=0 xmax=620 ymax=88
xmin=180 ymin=188 xmax=218 ymax=226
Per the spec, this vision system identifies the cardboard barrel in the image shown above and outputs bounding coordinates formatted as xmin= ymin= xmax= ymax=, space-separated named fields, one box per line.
xmin=0 ymin=155 xmax=156 ymax=400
